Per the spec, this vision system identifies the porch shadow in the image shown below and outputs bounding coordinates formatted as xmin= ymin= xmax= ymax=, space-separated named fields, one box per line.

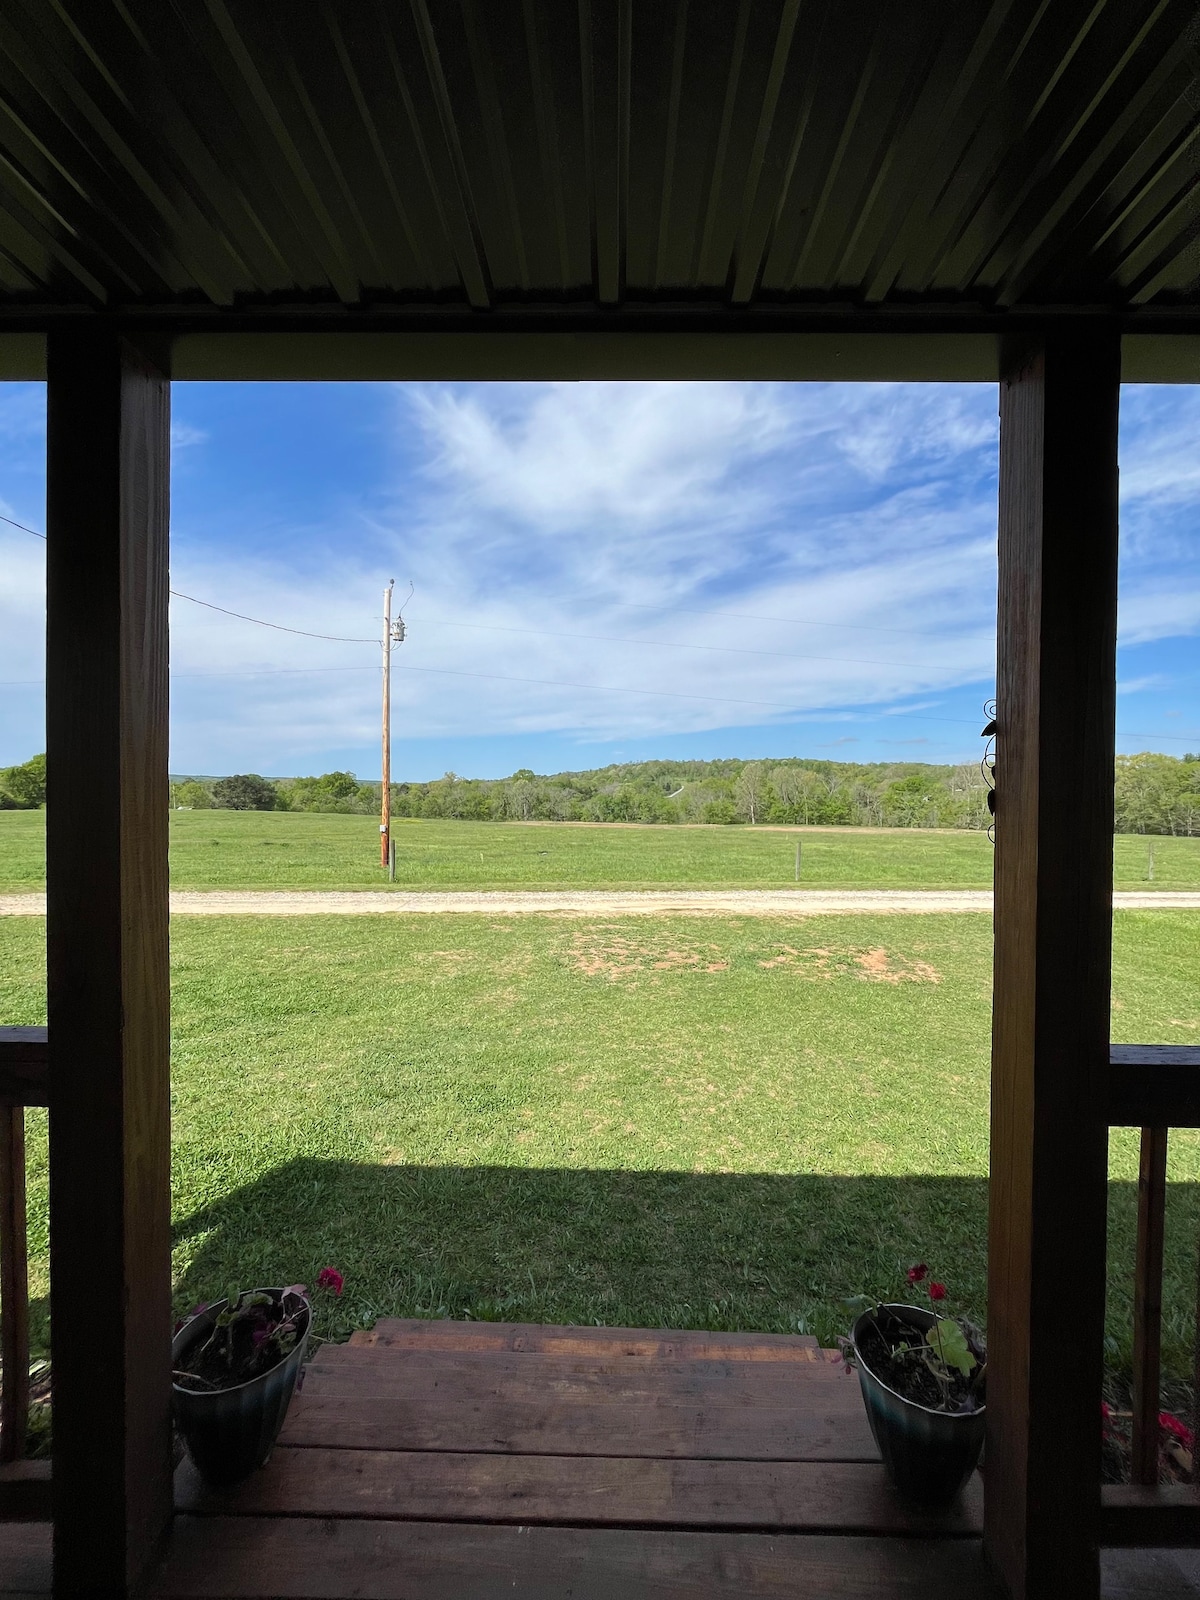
xmin=169 ymin=1162 xmax=1200 ymax=1371
xmin=172 ymin=1162 xmax=986 ymax=1348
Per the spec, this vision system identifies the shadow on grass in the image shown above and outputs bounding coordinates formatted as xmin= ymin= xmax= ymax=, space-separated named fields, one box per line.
xmin=166 ymin=1160 xmax=1200 ymax=1374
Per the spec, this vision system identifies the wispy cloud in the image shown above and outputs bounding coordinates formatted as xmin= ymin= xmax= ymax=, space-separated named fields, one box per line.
xmin=4 ymin=377 xmax=1200 ymax=774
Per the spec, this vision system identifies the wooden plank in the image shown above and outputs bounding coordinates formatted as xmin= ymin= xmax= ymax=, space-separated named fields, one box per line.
xmin=0 ymin=1031 xmax=48 ymax=1109
xmin=0 ymin=1461 xmax=51 ymax=1521
xmin=1131 ymin=1127 xmax=1168 ymax=1484
xmin=0 ymin=1106 xmax=28 ymax=1462
xmin=175 ymin=1448 xmax=982 ymax=1535
xmin=988 ymin=328 xmax=1120 ymax=1600
xmin=1108 ymin=1047 xmax=1200 ymax=1127
xmin=0 ymin=1521 xmax=50 ymax=1595
xmin=352 ymin=1320 xmax=828 ymax=1361
xmin=152 ymin=1518 xmax=1002 ymax=1599
xmin=279 ymin=1389 xmax=877 ymax=1461
xmin=1101 ymin=1484 xmax=1200 ymax=1546
xmin=45 ymin=329 xmax=173 ymax=1596
xmin=301 ymin=1347 xmax=855 ymax=1406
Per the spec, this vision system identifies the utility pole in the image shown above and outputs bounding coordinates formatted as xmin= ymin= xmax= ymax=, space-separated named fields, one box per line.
xmin=380 ymin=581 xmax=394 ymax=869
xmin=380 ymin=580 xmax=407 ymax=870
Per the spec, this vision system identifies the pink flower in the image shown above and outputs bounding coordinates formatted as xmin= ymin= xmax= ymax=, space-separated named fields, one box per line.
xmin=907 ymin=1264 xmax=928 ymax=1284
xmin=1160 ymin=1412 xmax=1195 ymax=1451
xmin=929 ymin=1282 xmax=947 ymax=1302
xmin=316 ymin=1266 xmax=344 ymax=1297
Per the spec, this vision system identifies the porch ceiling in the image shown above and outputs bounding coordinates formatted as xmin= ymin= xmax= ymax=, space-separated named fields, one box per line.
xmin=1 ymin=0 xmax=1199 ymax=327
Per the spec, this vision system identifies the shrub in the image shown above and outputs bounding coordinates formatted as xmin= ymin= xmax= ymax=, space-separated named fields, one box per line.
xmin=212 ymin=774 xmax=277 ymax=811
xmin=0 ymin=753 xmax=46 ymax=809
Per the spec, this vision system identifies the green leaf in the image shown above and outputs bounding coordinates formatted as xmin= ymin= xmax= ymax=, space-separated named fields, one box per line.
xmin=928 ymin=1318 xmax=975 ymax=1377
xmin=841 ymin=1294 xmax=873 ymax=1317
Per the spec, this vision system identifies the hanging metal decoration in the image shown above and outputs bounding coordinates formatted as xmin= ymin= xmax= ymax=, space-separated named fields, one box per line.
xmin=981 ymin=700 xmax=996 ymax=844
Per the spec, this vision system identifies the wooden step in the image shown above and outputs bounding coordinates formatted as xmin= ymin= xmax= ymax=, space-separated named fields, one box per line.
xmin=280 ymin=1387 xmax=876 ymax=1459
xmin=289 ymin=1325 xmax=872 ymax=1459
xmin=153 ymin=1518 xmax=1002 ymax=1599
xmin=348 ymin=1320 xmax=833 ymax=1362
xmin=176 ymin=1449 xmax=982 ymax=1536
xmin=301 ymin=1347 xmax=857 ymax=1407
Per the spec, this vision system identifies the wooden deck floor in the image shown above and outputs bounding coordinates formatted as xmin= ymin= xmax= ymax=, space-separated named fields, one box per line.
xmin=2 ymin=1319 xmax=1193 ymax=1595
xmin=156 ymin=1318 xmax=997 ymax=1598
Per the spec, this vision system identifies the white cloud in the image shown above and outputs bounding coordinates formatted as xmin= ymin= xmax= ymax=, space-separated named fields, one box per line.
xmin=0 ymin=379 xmax=1013 ymax=770
xmin=171 ymin=421 xmax=208 ymax=451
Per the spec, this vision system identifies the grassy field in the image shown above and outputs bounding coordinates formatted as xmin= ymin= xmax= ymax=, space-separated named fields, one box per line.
xmin=2 ymin=908 xmax=1198 ymax=1374
xmin=1 ymin=807 xmax=1197 ymax=890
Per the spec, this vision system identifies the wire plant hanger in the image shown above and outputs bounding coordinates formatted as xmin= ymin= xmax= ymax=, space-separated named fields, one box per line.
xmin=981 ymin=700 xmax=997 ymax=844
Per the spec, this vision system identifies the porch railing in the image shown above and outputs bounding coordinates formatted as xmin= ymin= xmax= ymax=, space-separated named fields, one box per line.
xmin=1103 ymin=1044 xmax=1200 ymax=1545
xmin=2 ymin=1028 xmax=1197 ymax=1542
xmin=0 ymin=1026 xmax=50 ymax=1519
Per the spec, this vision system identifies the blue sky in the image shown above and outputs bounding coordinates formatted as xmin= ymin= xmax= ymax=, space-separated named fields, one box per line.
xmin=2 ymin=379 xmax=1199 ymax=780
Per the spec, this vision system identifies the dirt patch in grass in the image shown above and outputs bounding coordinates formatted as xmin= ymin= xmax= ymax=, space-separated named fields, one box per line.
xmin=569 ymin=930 xmax=730 ymax=982
xmin=756 ymin=943 xmax=942 ymax=984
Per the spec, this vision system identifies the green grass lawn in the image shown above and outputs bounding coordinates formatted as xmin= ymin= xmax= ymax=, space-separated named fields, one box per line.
xmin=2 ymin=908 xmax=1197 ymax=1375
xmin=1 ymin=807 xmax=1197 ymax=890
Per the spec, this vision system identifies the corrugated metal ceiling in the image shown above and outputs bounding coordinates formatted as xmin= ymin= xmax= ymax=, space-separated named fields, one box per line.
xmin=0 ymin=0 xmax=1198 ymax=318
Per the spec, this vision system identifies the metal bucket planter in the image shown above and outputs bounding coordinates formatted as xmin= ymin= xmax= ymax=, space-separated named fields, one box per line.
xmin=852 ymin=1302 xmax=985 ymax=1506
xmin=172 ymin=1290 xmax=311 ymax=1487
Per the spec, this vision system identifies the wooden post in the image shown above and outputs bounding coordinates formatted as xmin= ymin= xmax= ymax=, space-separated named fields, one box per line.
xmin=987 ymin=329 xmax=1120 ymax=1600
xmin=46 ymin=329 xmax=172 ymax=1597
xmin=1130 ymin=1126 xmax=1168 ymax=1484
xmin=0 ymin=1104 xmax=28 ymax=1463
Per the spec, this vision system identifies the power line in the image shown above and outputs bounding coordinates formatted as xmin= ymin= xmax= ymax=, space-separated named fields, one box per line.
xmin=0 ymin=512 xmax=43 ymax=541
xmin=167 ymin=590 xmax=376 ymax=643
xmin=5 ymin=510 xmax=1196 ymax=741
xmin=3 ymin=656 xmax=1198 ymax=742
xmin=0 ymin=512 xmax=376 ymax=643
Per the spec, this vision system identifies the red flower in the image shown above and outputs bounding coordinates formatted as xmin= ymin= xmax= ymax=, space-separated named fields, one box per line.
xmin=928 ymin=1282 xmax=947 ymax=1302
xmin=907 ymin=1264 xmax=928 ymax=1284
xmin=1160 ymin=1412 xmax=1195 ymax=1450
xmin=316 ymin=1266 xmax=344 ymax=1297
xmin=1100 ymin=1402 xmax=1112 ymax=1420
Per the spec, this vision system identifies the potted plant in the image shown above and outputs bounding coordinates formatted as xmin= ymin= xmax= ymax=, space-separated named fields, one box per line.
xmin=843 ymin=1264 xmax=986 ymax=1506
xmin=172 ymin=1266 xmax=344 ymax=1486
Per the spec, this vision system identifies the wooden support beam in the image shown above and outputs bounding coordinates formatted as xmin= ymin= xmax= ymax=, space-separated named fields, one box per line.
xmin=0 ymin=1028 xmax=49 ymax=1107
xmin=987 ymin=329 xmax=1120 ymax=1600
xmin=1107 ymin=1045 xmax=1200 ymax=1126
xmin=1131 ymin=1127 xmax=1168 ymax=1484
xmin=45 ymin=329 xmax=172 ymax=1597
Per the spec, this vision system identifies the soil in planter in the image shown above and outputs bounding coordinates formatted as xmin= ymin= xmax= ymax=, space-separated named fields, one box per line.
xmin=858 ymin=1308 xmax=982 ymax=1413
xmin=175 ymin=1301 xmax=301 ymax=1393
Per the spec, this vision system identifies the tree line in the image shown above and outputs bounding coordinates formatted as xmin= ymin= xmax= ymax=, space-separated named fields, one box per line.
xmin=155 ymin=752 xmax=1200 ymax=834
xmin=6 ymin=749 xmax=1198 ymax=834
